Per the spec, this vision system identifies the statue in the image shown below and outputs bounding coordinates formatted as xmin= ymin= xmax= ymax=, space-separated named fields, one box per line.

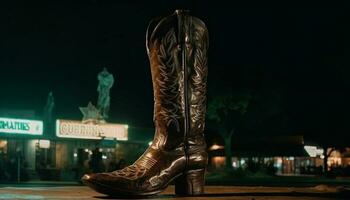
xmin=43 ymin=91 xmax=55 ymax=124
xmin=97 ymin=67 xmax=114 ymax=120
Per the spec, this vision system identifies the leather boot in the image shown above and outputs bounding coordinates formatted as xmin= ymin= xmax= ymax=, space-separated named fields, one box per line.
xmin=81 ymin=10 xmax=209 ymax=196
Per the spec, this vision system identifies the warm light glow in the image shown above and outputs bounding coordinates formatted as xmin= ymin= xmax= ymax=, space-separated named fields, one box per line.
xmin=209 ymin=144 xmax=224 ymax=151
xmin=328 ymin=157 xmax=342 ymax=166
xmin=39 ymin=140 xmax=50 ymax=149
xmin=0 ymin=117 xmax=43 ymax=135
xmin=56 ymin=119 xmax=128 ymax=140
xmin=211 ymin=156 xmax=225 ymax=168
xmin=0 ymin=140 xmax=7 ymax=148
xmin=328 ymin=150 xmax=342 ymax=167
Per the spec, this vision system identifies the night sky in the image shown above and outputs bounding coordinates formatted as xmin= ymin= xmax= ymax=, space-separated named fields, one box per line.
xmin=0 ymin=1 xmax=349 ymax=142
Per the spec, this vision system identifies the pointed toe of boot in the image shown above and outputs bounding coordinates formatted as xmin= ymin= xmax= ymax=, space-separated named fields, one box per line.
xmin=81 ymin=174 xmax=90 ymax=180
xmin=82 ymin=173 xmax=112 ymax=195
xmin=81 ymin=173 xmax=128 ymax=196
xmin=81 ymin=173 xmax=97 ymax=187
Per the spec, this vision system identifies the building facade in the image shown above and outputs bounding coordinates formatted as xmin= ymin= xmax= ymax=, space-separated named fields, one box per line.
xmin=207 ymin=135 xmax=328 ymax=175
xmin=0 ymin=111 xmax=153 ymax=182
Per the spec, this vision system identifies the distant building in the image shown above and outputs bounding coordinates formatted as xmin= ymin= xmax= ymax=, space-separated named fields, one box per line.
xmin=207 ymin=135 xmax=327 ymax=175
xmin=0 ymin=109 xmax=154 ymax=182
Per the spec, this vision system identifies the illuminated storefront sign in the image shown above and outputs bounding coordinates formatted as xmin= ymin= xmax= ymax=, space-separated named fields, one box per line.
xmin=0 ymin=117 xmax=43 ymax=135
xmin=39 ymin=140 xmax=50 ymax=148
xmin=56 ymin=119 xmax=128 ymax=140
xmin=304 ymin=145 xmax=324 ymax=157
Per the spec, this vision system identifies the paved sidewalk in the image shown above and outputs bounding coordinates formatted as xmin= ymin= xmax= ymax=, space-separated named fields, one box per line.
xmin=0 ymin=185 xmax=350 ymax=199
xmin=0 ymin=181 xmax=81 ymax=187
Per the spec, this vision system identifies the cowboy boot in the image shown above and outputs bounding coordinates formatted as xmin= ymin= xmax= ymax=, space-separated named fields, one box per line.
xmin=81 ymin=10 xmax=209 ymax=196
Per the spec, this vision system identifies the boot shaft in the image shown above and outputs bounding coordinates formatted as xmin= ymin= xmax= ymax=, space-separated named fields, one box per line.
xmin=147 ymin=10 xmax=208 ymax=151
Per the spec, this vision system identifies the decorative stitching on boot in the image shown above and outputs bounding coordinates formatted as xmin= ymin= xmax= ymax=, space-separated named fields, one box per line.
xmin=136 ymin=156 xmax=157 ymax=170
xmin=153 ymin=28 xmax=182 ymax=132
xmin=111 ymin=165 xmax=147 ymax=180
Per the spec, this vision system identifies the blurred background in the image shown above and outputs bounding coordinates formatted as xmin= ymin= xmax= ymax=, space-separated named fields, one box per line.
xmin=0 ymin=0 xmax=349 ymax=186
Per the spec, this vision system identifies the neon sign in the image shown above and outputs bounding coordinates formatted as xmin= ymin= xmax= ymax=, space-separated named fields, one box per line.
xmin=0 ymin=117 xmax=43 ymax=135
xmin=56 ymin=119 xmax=128 ymax=140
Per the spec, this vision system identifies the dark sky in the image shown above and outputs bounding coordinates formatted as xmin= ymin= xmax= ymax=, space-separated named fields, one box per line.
xmin=0 ymin=0 xmax=349 ymax=141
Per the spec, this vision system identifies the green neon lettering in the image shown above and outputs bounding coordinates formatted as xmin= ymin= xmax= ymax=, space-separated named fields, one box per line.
xmin=23 ymin=123 xmax=30 ymax=131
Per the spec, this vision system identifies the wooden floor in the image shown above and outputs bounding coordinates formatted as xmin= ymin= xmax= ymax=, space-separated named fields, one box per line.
xmin=0 ymin=185 xmax=349 ymax=199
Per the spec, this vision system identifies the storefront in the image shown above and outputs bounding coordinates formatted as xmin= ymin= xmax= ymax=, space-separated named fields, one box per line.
xmin=0 ymin=116 xmax=140 ymax=181
xmin=0 ymin=111 xmax=180 ymax=181
xmin=0 ymin=117 xmax=44 ymax=181
xmin=207 ymin=135 xmax=325 ymax=175
xmin=51 ymin=119 xmax=129 ymax=181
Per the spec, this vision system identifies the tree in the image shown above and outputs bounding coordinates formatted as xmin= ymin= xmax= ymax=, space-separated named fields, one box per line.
xmin=207 ymin=91 xmax=251 ymax=169
xmin=323 ymin=147 xmax=335 ymax=175
xmin=312 ymin=128 xmax=348 ymax=176
xmin=320 ymin=144 xmax=345 ymax=176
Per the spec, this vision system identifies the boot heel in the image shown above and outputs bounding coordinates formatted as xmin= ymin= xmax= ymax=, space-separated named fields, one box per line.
xmin=175 ymin=169 xmax=205 ymax=196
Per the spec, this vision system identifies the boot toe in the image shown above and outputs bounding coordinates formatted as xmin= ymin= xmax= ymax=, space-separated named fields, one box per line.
xmin=81 ymin=173 xmax=97 ymax=186
xmin=81 ymin=173 xmax=109 ymax=184
xmin=81 ymin=173 xmax=132 ymax=196
xmin=81 ymin=174 xmax=90 ymax=180
xmin=81 ymin=174 xmax=92 ymax=182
